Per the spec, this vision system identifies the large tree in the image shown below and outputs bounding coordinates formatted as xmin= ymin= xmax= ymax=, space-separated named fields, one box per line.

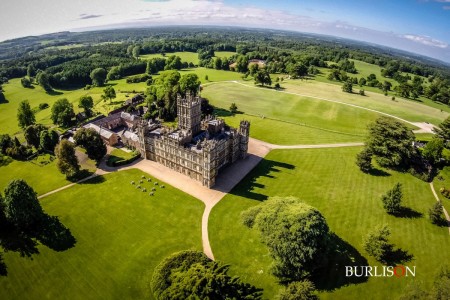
xmin=242 ymin=197 xmax=329 ymax=280
xmin=24 ymin=124 xmax=47 ymax=149
xmin=254 ymin=69 xmax=272 ymax=86
xmin=364 ymin=116 xmax=415 ymax=168
xmin=362 ymin=224 xmax=393 ymax=263
xmin=151 ymin=250 xmax=262 ymax=300
xmin=277 ymin=280 xmax=319 ymax=300
xmin=17 ymin=100 xmax=35 ymax=129
xmin=73 ymin=128 xmax=107 ymax=162
xmin=381 ymin=183 xmax=403 ymax=214
xmin=55 ymin=140 xmax=80 ymax=177
xmin=433 ymin=116 xmax=450 ymax=143
xmin=90 ymin=68 xmax=107 ymax=87
xmin=102 ymin=86 xmax=116 ymax=103
xmin=78 ymin=95 xmax=94 ymax=117
xmin=36 ymin=71 xmax=53 ymax=92
xmin=51 ymin=98 xmax=75 ymax=127
xmin=39 ymin=130 xmax=59 ymax=152
xmin=422 ymin=137 xmax=444 ymax=164
xmin=164 ymin=55 xmax=182 ymax=70
xmin=179 ymin=73 xmax=200 ymax=96
xmin=2 ymin=179 xmax=44 ymax=230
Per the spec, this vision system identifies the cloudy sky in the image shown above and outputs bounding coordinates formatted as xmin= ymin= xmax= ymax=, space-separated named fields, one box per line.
xmin=1 ymin=0 xmax=449 ymax=62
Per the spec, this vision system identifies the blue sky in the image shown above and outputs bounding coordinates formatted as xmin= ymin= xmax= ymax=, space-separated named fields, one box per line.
xmin=0 ymin=0 xmax=449 ymax=62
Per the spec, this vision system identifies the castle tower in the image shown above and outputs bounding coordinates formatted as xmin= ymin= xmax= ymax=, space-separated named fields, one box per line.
xmin=177 ymin=94 xmax=202 ymax=136
xmin=238 ymin=120 xmax=250 ymax=159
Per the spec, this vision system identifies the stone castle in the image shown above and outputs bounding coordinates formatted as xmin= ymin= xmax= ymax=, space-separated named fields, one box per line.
xmin=84 ymin=94 xmax=250 ymax=188
xmin=138 ymin=95 xmax=250 ymax=187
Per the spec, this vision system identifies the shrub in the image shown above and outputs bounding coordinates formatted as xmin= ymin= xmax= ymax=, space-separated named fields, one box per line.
xmin=38 ymin=103 xmax=49 ymax=110
xmin=429 ymin=201 xmax=445 ymax=225
xmin=381 ymin=183 xmax=402 ymax=214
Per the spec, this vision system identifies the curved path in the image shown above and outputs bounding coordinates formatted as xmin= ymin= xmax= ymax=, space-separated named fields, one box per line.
xmin=37 ymin=139 xmax=364 ymax=259
xmin=206 ymin=80 xmax=437 ymax=134
xmin=429 ymin=182 xmax=450 ymax=235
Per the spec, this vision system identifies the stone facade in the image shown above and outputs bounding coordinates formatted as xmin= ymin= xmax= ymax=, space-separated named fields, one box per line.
xmin=139 ymin=94 xmax=250 ymax=187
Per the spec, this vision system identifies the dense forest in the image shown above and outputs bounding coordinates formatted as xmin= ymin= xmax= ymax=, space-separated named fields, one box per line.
xmin=0 ymin=26 xmax=449 ymax=105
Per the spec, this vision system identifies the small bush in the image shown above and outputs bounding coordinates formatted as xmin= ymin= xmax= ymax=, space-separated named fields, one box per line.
xmin=38 ymin=103 xmax=49 ymax=110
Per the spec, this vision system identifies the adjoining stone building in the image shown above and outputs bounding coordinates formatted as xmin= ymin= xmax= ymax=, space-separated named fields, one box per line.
xmin=83 ymin=93 xmax=250 ymax=188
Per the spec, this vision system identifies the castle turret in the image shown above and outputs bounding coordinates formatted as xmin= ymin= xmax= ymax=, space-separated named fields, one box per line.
xmin=177 ymin=94 xmax=202 ymax=135
xmin=238 ymin=120 xmax=250 ymax=159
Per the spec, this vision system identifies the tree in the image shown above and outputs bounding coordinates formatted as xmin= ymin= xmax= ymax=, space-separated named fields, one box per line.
xmin=165 ymin=55 xmax=182 ymax=70
xmin=90 ymin=68 xmax=107 ymax=87
xmin=132 ymin=45 xmax=141 ymax=58
xmin=288 ymin=63 xmax=308 ymax=79
xmin=73 ymin=128 xmax=107 ymax=162
xmin=103 ymin=86 xmax=116 ymax=103
xmin=107 ymin=66 xmax=121 ymax=80
xmin=277 ymin=280 xmax=319 ymax=300
xmin=242 ymin=197 xmax=329 ymax=280
xmin=24 ymin=124 xmax=47 ymax=148
xmin=364 ymin=116 xmax=415 ymax=168
xmin=27 ymin=64 xmax=36 ymax=78
xmin=78 ymin=95 xmax=94 ymax=117
xmin=362 ymin=224 xmax=393 ymax=262
xmin=17 ymin=100 xmax=35 ymax=129
xmin=235 ymin=55 xmax=248 ymax=73
xmin=356 ymin=148 xmax=372 ymax=172
xmin=0 ymin=134 xmax=13 ymax=155
xmin=39 ymin=130 xmax=59 ymax=152
xmin=229 ymin=102 xmax=238 ymax=114
xmin=422 ymin=137 xmax=444 ymax=164
xmin=151 ymin=250 xmax=262 ymax=300
xmin=55 ymin=140 xmax=80 ymax=177
xmin=381 ymin=183 xmax=403 ymax=214
xmin=21 ymin=77 xmax=32 ymax=88
xmin=36 ymin=71 xmax=53 ymax=92
xmin=179 ymin=73 xmax=200 ymax=96
xmin=2 ymin=179 xmax=44 ymax=230
xmin=431 ymin=266 xmax=450 ymax=299
xmin=249 ymin=63 xmax=259 ymax=77
xmin=359 ymin=89 xmax=365 ymax=96
xmin=433 ymin=116 xmax=450 ymax=142
xmin=429 ymin=201 xmax=445 ymax=225
xmin=0 ymin=91 xmax=5 ymax=103
xmin=254 ymin=69 xmax=272 ymax=86
xmin=342 ymin=80 xmax=353 ymax=93
xmin=51 ymin=98 xmax=75 ymax=127
xmin=214 ymin=57 xmax=223 ymax=70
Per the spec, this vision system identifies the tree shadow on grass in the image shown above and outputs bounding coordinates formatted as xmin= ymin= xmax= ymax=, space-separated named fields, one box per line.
xmin=226 ymin=158 xmax=295 ymax=201
xmin=46 ymin=90 xmax=63 ymax=96
xmin=368 ymin=167 xmax=390 ymax=177
xmin=67 ymin=169 xmax=95 ymax=183
xmin=390 ymin=206 xmax=423 ymax=219
xmin=0 ymin=215 xmax=76 ymax=276
xmin=310 ymin=233 xmax=369 ymax=291
xmin=213 ymin=107 xmax=244 ymax=117
xmin=382 ymin=248 xmax=414 ymax=266
xmin=79 ymin=174 xmax=106 ymax=185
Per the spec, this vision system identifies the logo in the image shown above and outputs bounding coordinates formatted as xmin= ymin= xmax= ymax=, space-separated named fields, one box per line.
xmin=345 ymin=266 xmax=416 ymax=278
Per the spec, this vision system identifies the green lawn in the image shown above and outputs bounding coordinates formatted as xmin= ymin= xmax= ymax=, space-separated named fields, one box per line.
xmin=202 ymin=82 xmax=383 ymax=140
xmin=279 ymin=79 xmax=449 ymax=125
xmin=214 ymin=51 xmax=236 ymax=58
xmin=107 ymin=148 xmax=138 ymax=166
xmin=220 ymin=114 xmax=364 ymax=144
xmin=209 ymin=147 xmax=450 ymax=299
xmin=0 ymin=169 xmax=204 ymax=300
xmin=140 ymin=51 xmax=200 ymax=65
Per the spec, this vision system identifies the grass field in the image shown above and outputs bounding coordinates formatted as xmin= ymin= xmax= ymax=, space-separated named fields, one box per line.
xmin=0 ymin=169 xmax=204 ymax=300
xmin=202 ymin=82 xmax=383 ymax=139
xmin=0 ymin=155 xmax=70 ymax=196
xmin=279 ymin=79 xmax=449 ymax=125
xmin=220 ymin=114 xmax=364 ymax=144
xmin=209 ymin=147 xmax=450 ymax=299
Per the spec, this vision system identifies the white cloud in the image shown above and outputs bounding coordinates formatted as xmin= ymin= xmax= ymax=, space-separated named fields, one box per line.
xmin=402 ymin=34 xmax=448 ymax=48
xmin=0 ymin=0 xmax=449 ymax=62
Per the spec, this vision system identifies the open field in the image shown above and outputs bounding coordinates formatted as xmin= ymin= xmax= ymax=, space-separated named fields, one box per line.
xmin=214 ymin=51 xmax=236 ymax=58
xmin=278 ymin=79 xmax=449 ymax=124
xmin=202 ymin=82 xmax=383 ymax=137
xmin=0 ymin=155 xmax=70 ymax=195
xmin=220 ymin=114 xmax=364 ymax=144
xmin=140 ymin=51 xmax=200 ymax=64
xmin=209 ymin=147 xmax=450 ymax=299
xmin=0 ymin=169 xmax=204 ymax=300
